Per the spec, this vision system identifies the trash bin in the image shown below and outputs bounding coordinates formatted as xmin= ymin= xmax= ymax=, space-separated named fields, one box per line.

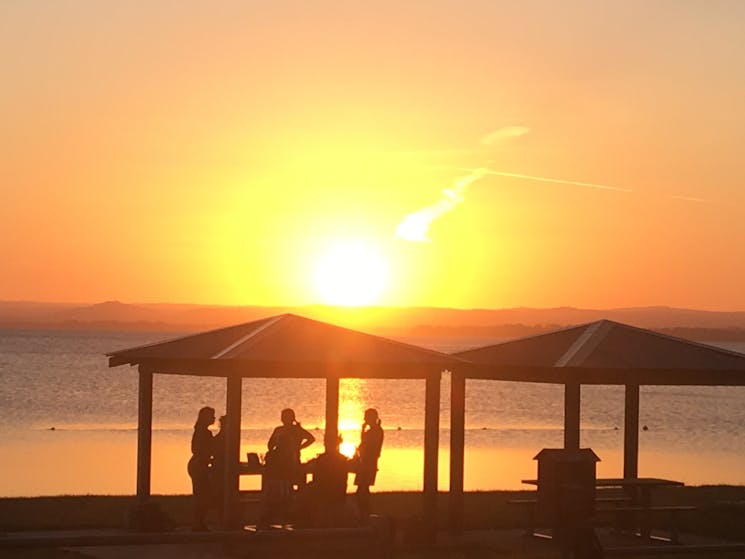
xmin=533 ymin=448 xmax=600 ymax=533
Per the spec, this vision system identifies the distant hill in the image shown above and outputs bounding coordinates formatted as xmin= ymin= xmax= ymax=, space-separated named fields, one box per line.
xmin=52 ymin=300 xmax=162 ymax=323
xmin=0 ymin=301 xmax=80 ymax=320
xmin=410 ymin=323 xmax=745 ymax=342
xmin=1 ymin=300 xmax=745 ymax=340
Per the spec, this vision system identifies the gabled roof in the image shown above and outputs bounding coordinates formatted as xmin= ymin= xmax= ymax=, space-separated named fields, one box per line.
xmin=108 ymin=313 xmax=463 ymax=379
xmin=453 ymin=319 xmax=745 ymax=385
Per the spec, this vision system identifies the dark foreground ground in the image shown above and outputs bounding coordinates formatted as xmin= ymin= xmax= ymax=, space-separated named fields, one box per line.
xmin=3 ymin=487 xmax=745 ymax=558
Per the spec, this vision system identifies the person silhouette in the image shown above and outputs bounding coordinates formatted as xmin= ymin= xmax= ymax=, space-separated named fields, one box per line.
xmin=187 ymin=406 xmax=215 ymax=531
xmin=261 ymin=408 xmax=315 ymax=526
xmin=354 ymin=408 xmax=384 ymax=523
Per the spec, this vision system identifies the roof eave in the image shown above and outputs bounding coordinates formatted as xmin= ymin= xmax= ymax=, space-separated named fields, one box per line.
xmin=123 ymin=357 xmax=453 ymax=379
xmin=454 ymin=364 xmax=745 ymax=385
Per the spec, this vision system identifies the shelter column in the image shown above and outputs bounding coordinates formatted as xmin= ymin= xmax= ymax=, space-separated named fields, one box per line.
xmin=564 ymin=382 xmax=581 ymax=449
xmin=623 ymin=383 xmax=640 ymax=479
xmin=423 ymin=372 xmax=441 ymax=539
xmin=136 ymin=367 xmax=153 ymax=503
xmin=325 ymin=376 xmax=339 ymax=452
xmin=224 ymin=374 xmax=242 ymax=529
xmin=448 ymin=372 xmax=466 ymax=536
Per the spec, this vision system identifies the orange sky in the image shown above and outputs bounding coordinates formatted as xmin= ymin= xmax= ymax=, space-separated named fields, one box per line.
xmin=2 ymin=1 xmax=745 ymax=310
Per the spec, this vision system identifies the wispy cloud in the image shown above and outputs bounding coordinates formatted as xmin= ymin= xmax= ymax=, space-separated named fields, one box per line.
xmin=480 ymin=126 xmax=531 ymax=145
xmin=395 ymin=127 xmax=532 ymax=243
xmin=670 ymin=194 xmax=706 ymax=203
xmin=395 ymin=168 xmax=490 ymax=242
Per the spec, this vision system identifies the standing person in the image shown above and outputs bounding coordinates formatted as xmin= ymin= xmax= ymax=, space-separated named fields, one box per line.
xmin=187 ymin=406 xmax=215 ymax=531
xmin=261 ymin=408 xmax=315 ymax=526
xmin=354 ymin=408 xmax=384 ymax=523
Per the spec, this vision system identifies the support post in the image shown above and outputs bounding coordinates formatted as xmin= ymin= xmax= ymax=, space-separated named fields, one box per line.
xmin=136 ymin=368 xmax=153 ymax=504
xmin=325 ymin=376 xmax=339 ymax=451
xmin=623 ymin=383 xmax=640 ymax=479
xmin=423 ymin=372 xmax=441 ymax=541
xmin=564 ymin=382 xmax=581 ymax=450
xmin=224 ymin=374 xmax=242 ymax=529
xmin=449 ymin=372 xmax=466 ymax=536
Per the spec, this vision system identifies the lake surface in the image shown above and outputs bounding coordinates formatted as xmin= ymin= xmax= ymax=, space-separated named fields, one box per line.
xmin=2 ymin=328 xmax=745 ymax=497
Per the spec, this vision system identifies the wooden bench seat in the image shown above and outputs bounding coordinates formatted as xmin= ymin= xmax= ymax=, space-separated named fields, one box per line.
xmin=611 ymin=505 xmax=697 ymax=512
xmin=507 ymin=496 xmax=632 ymax=536
xmin=609 ymin=505 xmax=697 ymax=544
xmin=507 ymin=496 xmax=632 ymax=506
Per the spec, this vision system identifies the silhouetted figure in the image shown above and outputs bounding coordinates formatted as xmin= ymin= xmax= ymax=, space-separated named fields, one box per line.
xmin=298 ymin=435 xmax=353 ymax=527
xmin=188 ymin=406 xmax=215 ymax=531
xmin=260 ymin=408 xmax=315 ymax=526
xmin=211 ymin=414 xmax=228 ymax=521
xmin=354 ymin=408 xmax=384 ymax=523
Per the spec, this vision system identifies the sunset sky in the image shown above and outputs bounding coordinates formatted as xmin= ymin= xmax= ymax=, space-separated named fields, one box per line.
xmin=2 ymin=1 xmax=745 ymax=310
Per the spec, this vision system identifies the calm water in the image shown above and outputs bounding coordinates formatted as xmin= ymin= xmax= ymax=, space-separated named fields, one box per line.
xmin=1 ymin=328 xmax=745 ymax=497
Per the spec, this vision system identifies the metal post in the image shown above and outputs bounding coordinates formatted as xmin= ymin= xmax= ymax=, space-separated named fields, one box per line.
xmin=564 ymin=382 xmax=581 ymax=450
xmin=224 ymin=375 xmax=242 ymax=529
xmin=136 ymin=368 xmax=153 ymax=503
xmin=423 ymin=373 xmax=441 ymax=541
xmin=624 ymin=383 xmax=640 ymax=479
xmin=325 ymin=376 xmax=339 ymax=451
xmin=449 ymin=372 xmax=466 ymax=536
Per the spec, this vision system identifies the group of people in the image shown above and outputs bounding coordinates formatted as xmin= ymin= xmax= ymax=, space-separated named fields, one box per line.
xmin=187 ymin=405 xmax=384 ymax=531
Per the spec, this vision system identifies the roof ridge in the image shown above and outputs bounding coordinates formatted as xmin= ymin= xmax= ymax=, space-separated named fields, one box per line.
xmin=555 ymin=320 xmax=614 ymax=367
xmin=211 ymin=314 xmax=287 ymax=359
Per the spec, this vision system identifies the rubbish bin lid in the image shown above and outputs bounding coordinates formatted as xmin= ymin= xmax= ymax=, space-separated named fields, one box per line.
xmin=533 ymin=448 xmax=600 ymax=462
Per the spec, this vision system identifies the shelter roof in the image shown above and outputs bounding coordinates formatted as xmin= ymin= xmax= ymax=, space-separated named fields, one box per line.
xmin=108 ymin=313 xmax=463 ymax=379
xmin=453 ymin=320 xmax=745 ymax=385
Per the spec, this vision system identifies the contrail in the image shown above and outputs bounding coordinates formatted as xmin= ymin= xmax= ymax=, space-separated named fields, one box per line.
xmin=461 ymin=168 xmax=634 ymax=193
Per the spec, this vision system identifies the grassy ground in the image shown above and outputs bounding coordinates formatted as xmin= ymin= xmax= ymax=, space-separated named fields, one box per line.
xmin=3 ymin=487 xmax=745 ymax=558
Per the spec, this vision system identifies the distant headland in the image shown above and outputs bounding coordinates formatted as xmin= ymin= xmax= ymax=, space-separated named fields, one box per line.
xmin=2 ymin=300 xmax=745 ymax=342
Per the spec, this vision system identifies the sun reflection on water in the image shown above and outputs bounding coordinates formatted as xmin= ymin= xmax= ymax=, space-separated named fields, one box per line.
xmin=338 ymin=378 xmax=368 ymax=455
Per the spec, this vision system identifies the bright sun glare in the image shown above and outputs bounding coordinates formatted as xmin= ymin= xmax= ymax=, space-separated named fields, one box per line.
xmin=339 ymin=440 xmax=357 ymax=459
xmin=314 ymin=240 xmax=388 ymax=306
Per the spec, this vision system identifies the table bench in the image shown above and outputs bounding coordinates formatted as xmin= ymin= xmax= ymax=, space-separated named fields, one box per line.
xmin=507 ymin=496 xmax=632 ymax=537
xmin=609 ymin=505 xmax=697 ymax=544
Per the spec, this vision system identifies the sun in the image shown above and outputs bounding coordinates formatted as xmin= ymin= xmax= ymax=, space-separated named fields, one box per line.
xmin=314 ymin=240 xmax=389 ymax=306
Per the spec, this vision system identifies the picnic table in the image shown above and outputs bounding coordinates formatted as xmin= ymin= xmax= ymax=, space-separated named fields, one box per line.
xmin=521 ymin=477 xmax=683 ymax=505
xmin=521 ymin=477 xmax=692 ymax=543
